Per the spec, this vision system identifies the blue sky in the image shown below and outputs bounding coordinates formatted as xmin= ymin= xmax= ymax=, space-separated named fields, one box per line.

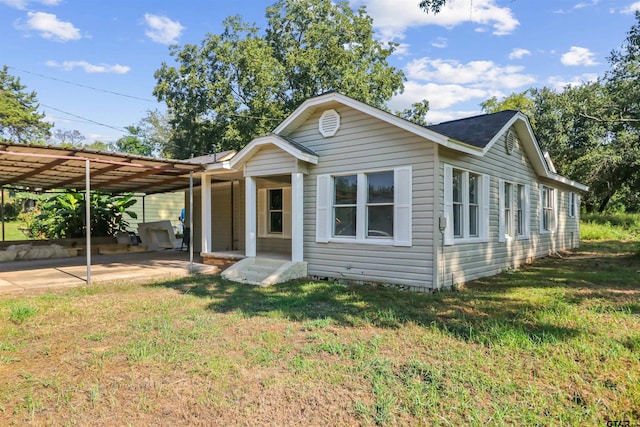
xmin=0 ymin=0 xmax=637 ymax=144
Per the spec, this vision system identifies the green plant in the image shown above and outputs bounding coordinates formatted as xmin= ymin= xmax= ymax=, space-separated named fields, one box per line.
xmin=16 ymin=191 xmax=137 ymax=238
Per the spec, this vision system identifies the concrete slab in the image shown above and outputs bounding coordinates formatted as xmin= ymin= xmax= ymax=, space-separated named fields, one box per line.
xmin=0 ymin=250 xmax=219 ymax=293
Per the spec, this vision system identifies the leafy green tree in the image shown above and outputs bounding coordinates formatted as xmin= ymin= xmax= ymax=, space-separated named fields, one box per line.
xmin=18 ymin=191 xmax=137 ymax=239
xmin=50 ymin=129 xmax=85 ymax=147
xmin=480 ymin=89 xmax=536 ymax=125
xmin=154 ymin=0 xmax=405 ymax=158
xmin=0 ymin=65 xmax=52 ymax=143
xmin=396 ymin=99 xmax=430 ymax=126
xmin=418 ymin=0 xmax=448 ymax=14
xmin=112 ymin=126 xmax=154 ymax=157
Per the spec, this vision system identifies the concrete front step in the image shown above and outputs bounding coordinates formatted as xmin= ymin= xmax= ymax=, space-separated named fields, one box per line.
xmin=222 ymin=257 xmax=307 ymax=286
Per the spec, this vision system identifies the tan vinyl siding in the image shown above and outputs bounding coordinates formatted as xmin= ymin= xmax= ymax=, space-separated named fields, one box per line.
xmin=438 ymin=127 xmax=581 ymax=287
xmin=244 ymin=146 xmax=298 ymax=177
xmin=128 ymin=191 xmax=184 ymax=232
xmin=211 ymin=182 xmax=234 ymax=251
xmin=288 ymin=103 xmax=435 ymax=290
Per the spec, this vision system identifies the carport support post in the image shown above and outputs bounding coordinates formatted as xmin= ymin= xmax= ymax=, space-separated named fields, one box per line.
xmin=1 ymin=187 xmax=4 ymax=241
xmin=85 ymin=159 xmax=92 ymax=285
xmin=189 ymin=171 xmax=194 ymax=274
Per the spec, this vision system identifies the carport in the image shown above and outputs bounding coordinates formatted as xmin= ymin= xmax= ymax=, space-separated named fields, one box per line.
xmin=0 ymin=142 xmax=207 ymax=285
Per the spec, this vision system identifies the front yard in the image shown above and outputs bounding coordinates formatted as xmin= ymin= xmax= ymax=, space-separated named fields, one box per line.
xmin=0 ymin=238 xmax=639 ymax=425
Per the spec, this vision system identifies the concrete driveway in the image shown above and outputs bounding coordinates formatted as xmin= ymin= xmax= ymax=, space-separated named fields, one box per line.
xmin=0 ymin=250 xmax=218 ymax=293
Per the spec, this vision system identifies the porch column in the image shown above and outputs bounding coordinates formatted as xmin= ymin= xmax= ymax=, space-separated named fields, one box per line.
xmin=245 ymin=176 xmax=257 ymax=257
xmin=201 ymin=174 xmax=212 ymax=253
xmin=291 ymin=172 xmax=304 ymax=262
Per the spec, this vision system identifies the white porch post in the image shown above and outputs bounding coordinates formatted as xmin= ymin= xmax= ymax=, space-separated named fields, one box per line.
xmin=245 ymin=176 xmax=257 ymax=257
xmin=201 ymin=173 xmax=212 ymax=253
xmin=291 ymin=172 xmax=304 ymax=262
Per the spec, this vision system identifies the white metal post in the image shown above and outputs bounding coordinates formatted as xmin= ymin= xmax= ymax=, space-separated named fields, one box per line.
xmin=85 ymin=159 xmax=91 ymax=285
xmin=291 ymin=172 xmax=304 ymax=262
xmin=245 ymin=176 xmax=256 ymax=257
xmin=201 ymin=173 xmax=212 ymax=253
xmin=189 ymin=171 xmax=194 ymax=274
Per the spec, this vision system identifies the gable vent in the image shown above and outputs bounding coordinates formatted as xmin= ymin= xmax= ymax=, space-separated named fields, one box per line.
xmin=319 ymin=109 xmax=340 ymax=137
xmin=506 ymin=130 xmax=516 ymax=154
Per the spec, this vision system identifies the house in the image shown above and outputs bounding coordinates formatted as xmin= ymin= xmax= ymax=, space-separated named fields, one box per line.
xmin=192 ymin=92 xmax=587 ymax=291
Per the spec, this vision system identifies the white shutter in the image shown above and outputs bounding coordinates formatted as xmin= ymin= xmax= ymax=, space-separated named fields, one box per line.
xmin=498 ymin=179 xmax=505 ymax=243
xmin=257 ymin=188 xmax=267 ymax=237
xmin=553 ymin=188 xmax=559 ymax=232
xmin=443 ymin=164 xmax=454 ymax=246
xmin=523 ymin=184 xmax=531 ymax=239
xmin=283 ymin=186 xmax=292 ymax=238
xmin=480 ymin=174 xmax=490 ymax=242
xmin=538 ymin=184 xmax=544 ymax=234
xmin=394 ymin=166 xmax=412 ymax=247
xmin=315 ymin=175 xmax=331 ymax=243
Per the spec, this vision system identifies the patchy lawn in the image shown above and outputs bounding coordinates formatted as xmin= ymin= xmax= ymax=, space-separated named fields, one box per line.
xmin=0 ymin=241 xmax=639 ymax=426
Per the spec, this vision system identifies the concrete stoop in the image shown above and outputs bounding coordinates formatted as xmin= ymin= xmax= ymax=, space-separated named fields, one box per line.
xmin=221 ymin=257 xmax=307 ymax=287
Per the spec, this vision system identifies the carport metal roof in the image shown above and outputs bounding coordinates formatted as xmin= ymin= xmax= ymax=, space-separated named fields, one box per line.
xmin=0 ymin=142 xmax=207 ymax=194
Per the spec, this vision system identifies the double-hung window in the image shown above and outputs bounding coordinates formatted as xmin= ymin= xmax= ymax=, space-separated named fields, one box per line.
xmin=316 ymin=167 xmax=412 ymax=246
xmin=444 ymin=165 xmax=489 ymax=245
xmin=257 ymin=187 xmax=291 ymax=238
xmin=539 ymin=185 xmax=557 ymax=233
xmin=499 ymin=180 xmax=530 ymax=242
xmin=568 ymin=192 xmax=578 ymax=218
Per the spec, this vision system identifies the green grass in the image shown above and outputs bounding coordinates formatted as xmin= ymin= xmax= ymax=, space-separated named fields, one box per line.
xmin=581 ymin=212 xmax=640 ymax=241
xmin=0 ymin=214 xmax=638 ymax=425
xmin=1 ymin=221 xmax=30 ymax=241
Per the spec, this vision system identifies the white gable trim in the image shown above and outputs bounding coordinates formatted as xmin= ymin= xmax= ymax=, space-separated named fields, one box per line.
xmin=229 ymin=134 xmax=318 ymax=170
xmin=481 ymin=112 xmax=588 ymax=192
xmin=274 ymin=92 xmax=483 ymax=156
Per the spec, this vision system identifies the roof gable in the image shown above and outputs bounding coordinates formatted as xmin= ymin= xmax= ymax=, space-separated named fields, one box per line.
xmin=226 ymin=133 xmax=318 ymax=170
xmin=427 ymin=110 xmax=519 ymax=149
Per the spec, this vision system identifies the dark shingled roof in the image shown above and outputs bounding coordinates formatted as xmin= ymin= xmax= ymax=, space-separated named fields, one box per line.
xmin=274 ymin=134 xmax=319 ymax=157
xmin=427 ymin=110 xmax=519 ymax=148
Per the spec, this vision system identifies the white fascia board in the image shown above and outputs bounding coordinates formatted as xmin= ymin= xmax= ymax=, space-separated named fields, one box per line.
xmin=228 ymin=136 xmax=318 ymax=170
xmin=274 ymin=92 xmax=484 ymax=155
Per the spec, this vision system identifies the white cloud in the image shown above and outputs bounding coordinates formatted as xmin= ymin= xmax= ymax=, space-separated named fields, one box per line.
xmin=432 ymin=37 xmax=448 ymax=48
xmin=0 ymin=0 xmax=60 ymax=9
xmin=392 ymin=43 xmax=411 ymax=56
xmin=349 ymin=0 xmax=519 ymax=41
xmin=22 ymin=11 xmax=81 ymax=42
xmin=509 ymin=48 xmax=531 ymax=60
xmin=561 ymin=46 xmax=598 ymax=66
xmin=390 ymin=81 xmax=489 ymax=110
xmin=144 ymin=13 xmax=184 ymax=45
xmin=547 ymin=73 xmax=599 ymax=90
xmin=406 ymin=57 xmax=536 ymax=89
xmin=574 ymin=0 xmax=600 ymax=9
xmin=426 ymin=109 xmax=482 ymax=125
xmin=46 ymin=60 xmax=130 ymax=74
xmin=621 ymin=2 xmax=640 ymax=14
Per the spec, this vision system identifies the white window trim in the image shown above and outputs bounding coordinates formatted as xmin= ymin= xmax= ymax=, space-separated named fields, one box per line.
xmin=568 ymin=192 xmax=578 ymax=218
xmin=539 ymin=184 xmax=558 ymax=234
xmin=258 ymin=186 xmax=291 ymax=239
xmin=444 ymin=164 xmax=489 ymax=245
xmin=315 ymin=166 xmax=412 ymax=247
xmin=499 ymin=180 xmax=530 ymax=242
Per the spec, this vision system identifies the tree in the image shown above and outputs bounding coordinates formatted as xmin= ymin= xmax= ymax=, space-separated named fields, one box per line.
xmin=18 ymin=191 xmax=137 ymax=239
xmin=396 ymin=99 xmax=430 ymax=126
xmin=112 ymin=126 xmax=154 ymax=157
xmin=50 ymin=129 xmax=85 ymax=147
xmin=0 ymin=65 xmax=52 ymax=143
xmin=154 ymin=0 xmax=405 ymax=158
xmin=480 ymin=89 xmax=536 ymax=125
xmin=418 ymin=0 xmax=448 ymax=14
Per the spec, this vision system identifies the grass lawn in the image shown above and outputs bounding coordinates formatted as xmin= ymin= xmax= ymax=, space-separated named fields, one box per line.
xmin=0 ymin=241 xmax=639 ymax=425
xmin=1 ymin=221 xmax=29 ymax=241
